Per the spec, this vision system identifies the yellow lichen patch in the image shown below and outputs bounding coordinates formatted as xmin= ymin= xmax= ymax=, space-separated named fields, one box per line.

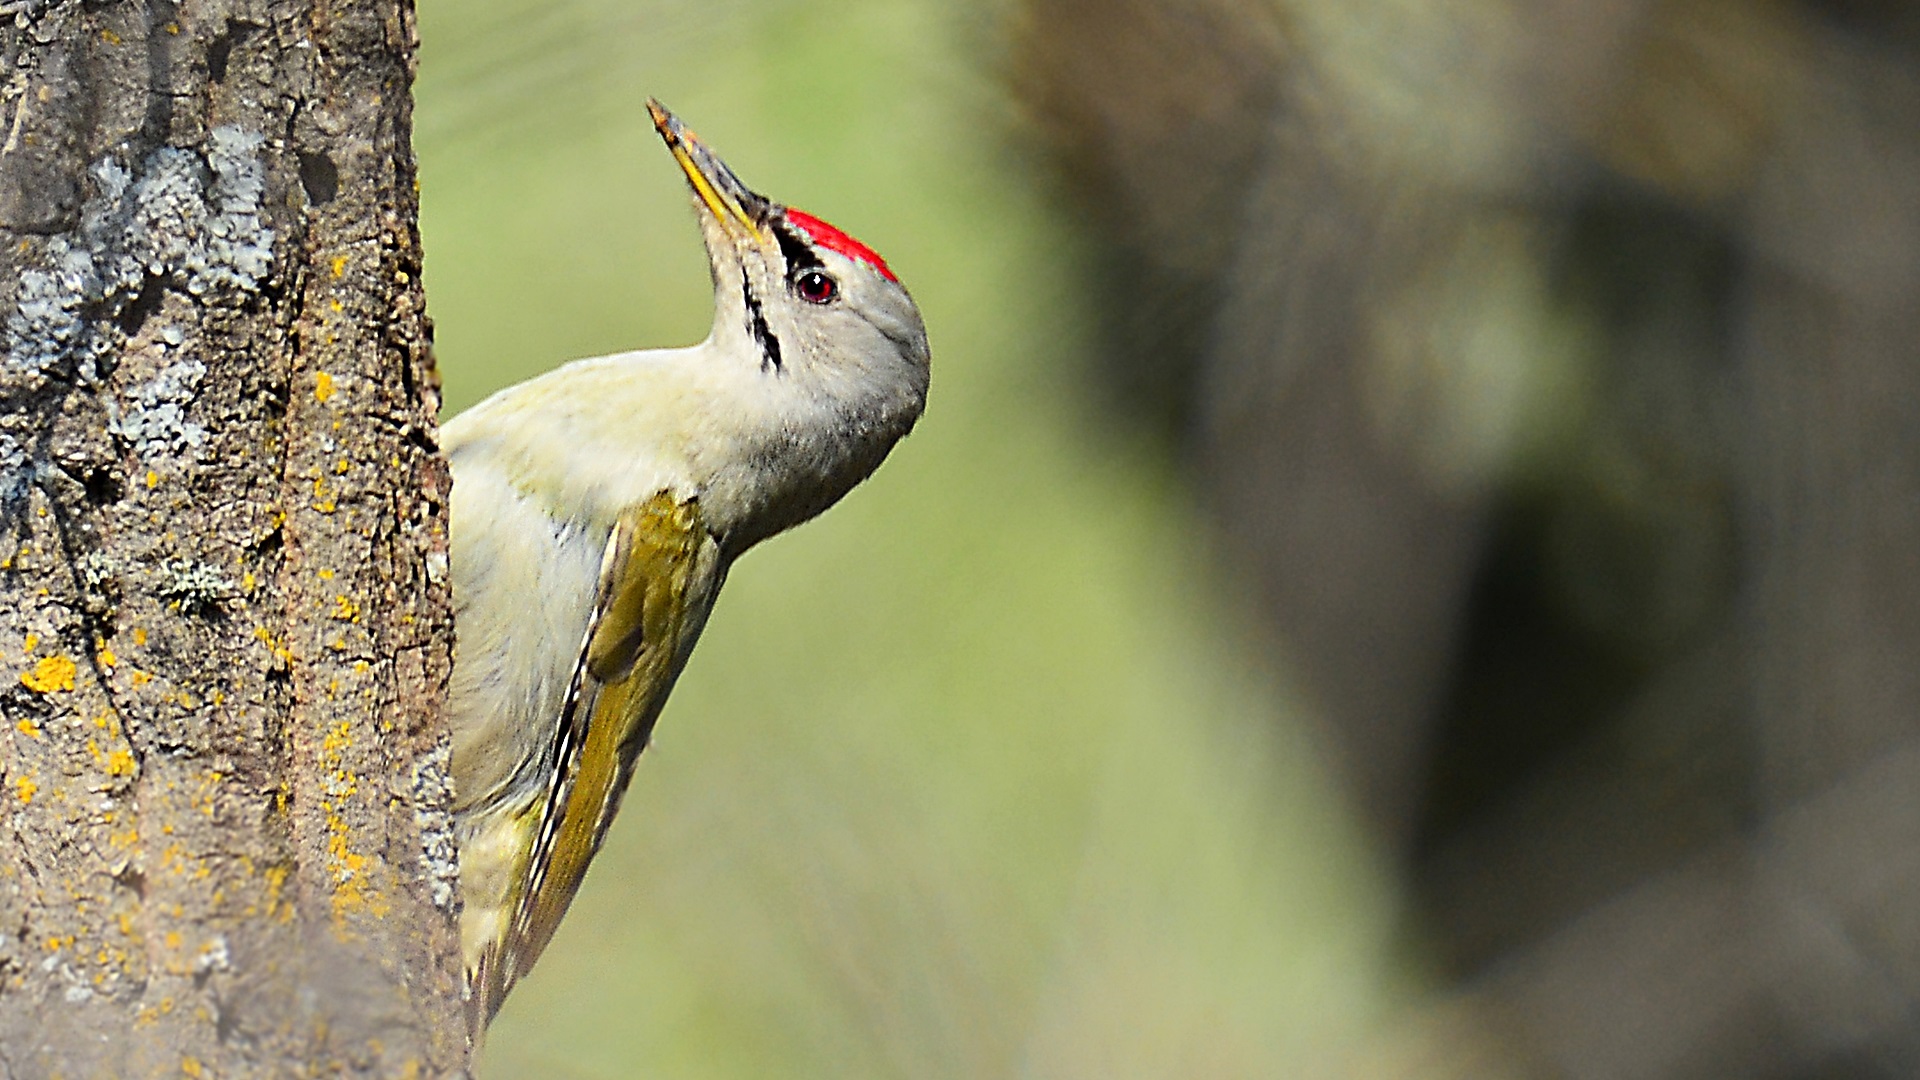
xmin=331 ymin=595 xmax=359 ymax=622
xmin=21 ymin=632 xmax=37 ymax=652
xmin=329 ymin=298 xmax=344 ymax=314
xmin=329 ymin=834 xmax=368 ymax=880
xmin=335 ymin=458 xmax=351 ymax=474
xmin=133 ymin=627 xmax=147 ymax=647
xmin=251 ymin=626 xmax=294 ymax=667
xmin=264 ymin=864 xmax=293 ymax=923
xmin=134 ymin=995 xmax=177 ymax=1028
xmin=323 ymin=720 xmax=352 ymax=756
xmin=181 ymin=1057 xmax=203 ymax=1077
xmin=331 ymin=254 xmax=349 ymax=278
xmin=96 ymin=643 xmax=117 ymax=669
xmin=130 ymin=670 xmax=152 ymax=688
xmin=15 ymin=717 xmax=41 ymax=738
xmin=100 ymin=27 xmax=121 ymax=43
xmin=242 ymin=570 xmax=257 ymax=592
xmin=315 ymin=371 xmax=335 ymax=403
xmin=157 ymin=841 xmax=196 ymax=879
xmin=146 ymin=470 xmax=159 ymax=489
xmin=15 ymin=776 xmax=37 ymax=804
xmin=319 ymin=721 xmax=390 ymax=926
xmin=318 ymin=568 xmax=335 ymax=580
xmin=105 ymin=749 xmax=136 ymax=777
xmin=21 ymin=654 xmax=76 ymax=693
xmin=328 ymin=845 xmax=389 ymax=925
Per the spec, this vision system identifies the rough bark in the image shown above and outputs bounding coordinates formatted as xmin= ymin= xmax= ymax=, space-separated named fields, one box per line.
xmin=0 ymin=0 xmax=463 ymax=1076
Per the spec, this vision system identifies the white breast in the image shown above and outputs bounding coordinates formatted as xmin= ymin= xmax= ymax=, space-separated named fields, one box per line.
xmin=443 ymin=459 xmax=605 ymax=817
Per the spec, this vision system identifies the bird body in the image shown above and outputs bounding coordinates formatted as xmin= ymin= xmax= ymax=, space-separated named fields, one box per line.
xmin=444 ymin=102 xmax=929 ymax=1030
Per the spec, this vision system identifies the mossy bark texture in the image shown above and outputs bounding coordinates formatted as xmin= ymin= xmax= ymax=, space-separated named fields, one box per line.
xmin=0 ymin=0 xmax=463 ymax=1075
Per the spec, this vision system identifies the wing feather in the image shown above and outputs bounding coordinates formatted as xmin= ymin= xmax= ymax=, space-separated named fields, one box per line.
xmin=469 ymin=491 xmax=722 ymax=1028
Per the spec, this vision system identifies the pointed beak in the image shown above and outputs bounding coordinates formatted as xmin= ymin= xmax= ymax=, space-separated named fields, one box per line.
xmin=648 ymin=99 xmax=775 ymax=243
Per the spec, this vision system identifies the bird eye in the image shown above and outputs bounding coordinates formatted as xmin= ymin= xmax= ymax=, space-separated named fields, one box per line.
xmin=793 ymin=270 xmax=838 ymax=305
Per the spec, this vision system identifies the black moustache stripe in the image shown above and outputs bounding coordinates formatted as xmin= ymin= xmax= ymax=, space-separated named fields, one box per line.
xmin=741 ymin=267 xmax=783 ymax=373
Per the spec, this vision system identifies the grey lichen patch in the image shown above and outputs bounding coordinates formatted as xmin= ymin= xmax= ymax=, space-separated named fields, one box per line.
xmin=0 ymin=431 xmax=32 ymax=515
xmin=97 ymin=128 xmax=275 ymax=301
xmin=5 ymin=238 xmax=98 ymax=375
xmin=108 ymin=358 xmax=208 ymax=457
xmin=194 ymin=934 xmax=232 ymax=976
xmin=72 ymin=548 xmax=122 ymax=619
xmin=0 ymin=0 xmax=60 ymax=25
xmin=156 ymin=556 xmax=238 ymax=615
xmin=199 ymin=127 xmax=275 ymax=293
xmin=3 ymin=125 xmax=276 ymax=380
xmin=407 ymin=739 xmax=460 ymax=910
xmin=46 ymin=958 xmax=94 ymax=1005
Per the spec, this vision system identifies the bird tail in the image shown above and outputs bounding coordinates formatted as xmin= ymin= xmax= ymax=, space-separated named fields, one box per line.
xmin=458 ymin=793 xmax=542 ymax=1041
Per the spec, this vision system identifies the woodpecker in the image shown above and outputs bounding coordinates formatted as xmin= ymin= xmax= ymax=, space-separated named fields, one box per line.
xmin=442 ymin=100 xmax=929 ymax=1031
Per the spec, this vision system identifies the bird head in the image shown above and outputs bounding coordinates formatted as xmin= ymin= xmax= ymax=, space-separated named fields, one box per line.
xmin=647 ymin=100 xmax=929 ymax=435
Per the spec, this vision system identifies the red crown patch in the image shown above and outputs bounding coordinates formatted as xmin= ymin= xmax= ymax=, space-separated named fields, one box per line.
xmin=786 ymin=209 xmax=897 ymax=283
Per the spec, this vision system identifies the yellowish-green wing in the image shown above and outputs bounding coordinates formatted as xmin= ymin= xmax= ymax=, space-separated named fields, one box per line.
xmin=472 ymin=491 xmax=722 ymax=1028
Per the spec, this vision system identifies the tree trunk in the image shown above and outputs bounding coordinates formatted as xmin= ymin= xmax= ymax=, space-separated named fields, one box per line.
xmin=0 ymin=0 xmax=464 ymax=1075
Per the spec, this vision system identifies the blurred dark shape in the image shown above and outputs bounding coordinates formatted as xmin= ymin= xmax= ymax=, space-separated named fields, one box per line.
xmin=1013 ymin=0 xmax=1920 ymax=1075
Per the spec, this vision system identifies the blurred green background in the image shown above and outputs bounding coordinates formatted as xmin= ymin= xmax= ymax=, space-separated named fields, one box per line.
xmin=418 ymin=0 xmax=1920 ymax=1073
xmin=416 ymin=1 xmax=1414 ymax=1076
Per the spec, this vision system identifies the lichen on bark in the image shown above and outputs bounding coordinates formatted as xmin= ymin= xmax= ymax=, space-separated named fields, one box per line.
xmin=0 ymin=0 xmax=463 ymax=1075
